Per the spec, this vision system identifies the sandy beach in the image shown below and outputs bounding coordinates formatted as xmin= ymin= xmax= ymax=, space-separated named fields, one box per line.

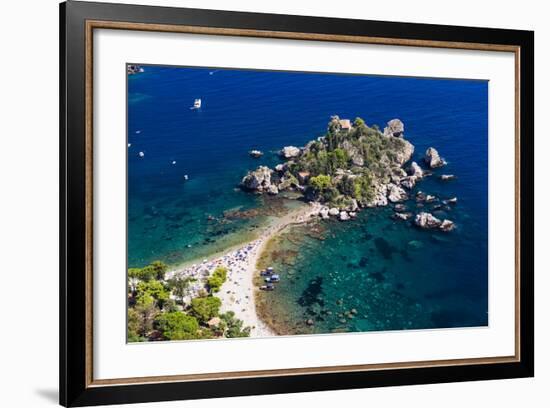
xmin=166 ymin=202 xmax=321 ymax=337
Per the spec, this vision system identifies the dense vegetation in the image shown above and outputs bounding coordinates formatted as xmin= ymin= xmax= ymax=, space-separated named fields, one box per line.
xmin=276 ymin=116 xmax=412 ymax=208
xmin=127 ymin=262 xmax=250 ymax=342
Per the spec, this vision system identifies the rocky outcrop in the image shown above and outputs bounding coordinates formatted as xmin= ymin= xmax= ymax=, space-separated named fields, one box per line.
xmin=341 ymin=140 xmax=364 ymax=166
xmin=394 ymin=139 xmax=415 ymax=166
xmin=400 ymin=176 xmax=416 ymax=190
xmin=409 ymin=161 xmax=424 ymax=178
xmin=415 ymin=212 xmax=442 ymax=229
xmin=383 ymin=118 xmax=404 ymax=137
xmin=387 ymin=183 xmax=408 ymax=203
xmin=440 ymin=219 xmax=455 ymax=232
xmin=424 ymin=147 xmax=446 ymax=168
xmin=328 ymin=208 xmax=340 ymax=216
xmin=339 ymin=211 xmax=350 ymax=221
xmin=280 ymin=146 xmax=301 ymax=159
xmin=415 ymin=212 xmax=455 ymax=232
xmin=367 ymin=184 xmax=389 ymax=207
xmin=240 ymin=166 xmax=275 ymax=193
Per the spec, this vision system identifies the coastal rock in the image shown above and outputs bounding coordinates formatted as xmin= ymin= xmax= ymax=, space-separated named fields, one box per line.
xmin=409 ymin=161 xmax=424 ymax=178
xmin=339 ymin=211 xmax=350 ymax=221
xmin=275 ymin=163 xmax=285 ymax=172
xmin=440 ymin=174 xmax=456 ymax=181
xmin=319 ymin=206 xmax=330 ymax=220
xmin=280 ymin=146 xmax=301 ymax=159
xmin=415 ymin=212 xmax=442 ymax=229
xmin=366 ymin=184 xmax=389 ymax=207
xmin=387 ymin=183 xmax=408 ymax=203
xmin=240 ymin=166 xmax=273 ymax=193
xmin=328 ymin=208 xmax=340 ymax=216
xmin=349 ymin=211 xmax=357 ymax=218
xmin=383 ymin=118 xmax=405 ymax=137
xmin=266 ymin=184 xmax=279 ymax=195
xmin=348 ymin=199 xmax=359 ymax=212
xmin=400 ymin=176 xmax=416 ymax=190
xmin=394 ymin=139 xmax=415 ymax=165
xmin=425 ymin=194 xmax=437 ymax=203
xmin=440 ymin=219 xmax=455 ymax=232
xmin=424 ymin=147 xmax=446 ymax=168
xmin=342 ymin=140 xmax=364 ymax=166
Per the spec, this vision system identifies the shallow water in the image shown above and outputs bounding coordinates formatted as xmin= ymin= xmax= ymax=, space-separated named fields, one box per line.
xmin=128 ymin=65 xmax=488 ymax=332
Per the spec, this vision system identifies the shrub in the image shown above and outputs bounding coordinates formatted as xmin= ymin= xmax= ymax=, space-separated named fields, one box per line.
xmin=155 ymin=311 xmax=200 ymax=341
xmin=207 ymin=266 xmax=228 ymax=293
xmin=190 ymin=296 xmax=222 ymax=323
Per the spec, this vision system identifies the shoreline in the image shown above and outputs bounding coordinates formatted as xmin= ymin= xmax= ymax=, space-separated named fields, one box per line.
xmin=166 ymin=201 xmax=321 ymax=337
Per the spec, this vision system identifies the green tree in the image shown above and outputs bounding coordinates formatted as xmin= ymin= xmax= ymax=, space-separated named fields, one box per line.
xmin=127 ymin=308 xmax=142 ymax=342
xmin=220 ymin=311 xmax=251 ymax=338
xmin=149 ymin=260 xmax=168 ymax=280
xmin=207 ymin=266 xmax=228 ymax=293
xmin=168 ymin=275 xmax=192 ymax=304
xmin=155 ymin=311 xmax=200 ymax=341
xmin=134 ymin=293 xmax=159 ymax=337
xmin=136 ymin=280 xmax=169 ymax=308
xmin=309 ymin=174 xmax=332 ymax=192
xmin=190 ymin=296 xmax=222 ymax=323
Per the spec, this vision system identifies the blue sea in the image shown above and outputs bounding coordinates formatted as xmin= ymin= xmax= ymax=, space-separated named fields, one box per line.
xmin=128 ymin=65 xmax=488 ymax=333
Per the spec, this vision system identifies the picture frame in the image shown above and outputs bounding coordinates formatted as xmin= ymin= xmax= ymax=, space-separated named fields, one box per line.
xmin=60 ymin=1 xmax=534 ymax=406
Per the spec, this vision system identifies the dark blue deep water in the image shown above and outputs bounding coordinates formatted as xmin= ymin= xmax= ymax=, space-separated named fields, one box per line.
xmin=128 ymin=65 xmax=488 ymax=333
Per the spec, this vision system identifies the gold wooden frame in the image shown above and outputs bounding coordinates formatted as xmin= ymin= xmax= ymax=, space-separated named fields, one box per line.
xmin=84 ymin=20 xmax=521 ymax=388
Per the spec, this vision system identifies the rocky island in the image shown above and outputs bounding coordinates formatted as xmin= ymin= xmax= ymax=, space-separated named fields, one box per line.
xmin=241 ymin=115 xmax=456 ymax=231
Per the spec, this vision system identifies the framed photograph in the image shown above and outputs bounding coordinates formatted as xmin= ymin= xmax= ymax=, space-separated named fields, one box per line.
xmin=60 ymin=1 xmax=534 ymax=406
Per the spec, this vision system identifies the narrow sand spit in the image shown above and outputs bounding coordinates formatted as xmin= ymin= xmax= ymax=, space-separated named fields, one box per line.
xmin=217 ymin=202 xmax=321 ymax=337
xmin=166 ymin=202 xmax=320 ymax=337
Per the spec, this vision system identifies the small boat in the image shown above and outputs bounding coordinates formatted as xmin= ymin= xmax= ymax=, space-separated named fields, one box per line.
xmin=128 ymin=143 xmax=131 ymax=148
xmin=183 ymin=174 xmax=189 ymax=181
xmin=191 ymin=98 xmax=202 ymax=109
xmin=260 ymin=284 xmax=275 ymax=291
xmin=138 ymin=151 xmax=145 ymax=158
xmin=172 ymin=160 xmax=176 ymax=165
xmin=270 ymin=274 xmax=280 ymax=282
xmin=249 ymin=150 xmax=263 ymax=158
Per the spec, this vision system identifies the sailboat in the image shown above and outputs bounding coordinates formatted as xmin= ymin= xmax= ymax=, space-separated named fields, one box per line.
xmin=191 ymin=98 xmax=202 ymax=109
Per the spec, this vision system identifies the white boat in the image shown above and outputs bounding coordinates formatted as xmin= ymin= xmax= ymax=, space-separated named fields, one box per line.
xmin=191 ymin=98 xmax=202 ymax=109
xmin=138 ymin=151 xmax=145 ymax=158
xmin=183 ymin=174 xmax=189 ymax=180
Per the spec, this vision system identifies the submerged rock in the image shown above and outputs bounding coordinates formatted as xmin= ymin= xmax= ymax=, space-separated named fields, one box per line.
xmin=424 ymin=147 xmax=446 ymax=168
xmin=394 ymin=212 xmax=413 ymax=221
xmin=443 ymin=197 xmax=458 ymax=205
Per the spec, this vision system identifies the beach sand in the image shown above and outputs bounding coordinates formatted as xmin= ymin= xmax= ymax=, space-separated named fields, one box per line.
xmin=167 ymin=201 xmax=321 ymax=337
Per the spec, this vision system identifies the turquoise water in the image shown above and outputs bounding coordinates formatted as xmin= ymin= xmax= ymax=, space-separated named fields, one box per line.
xmin=128 ymin=65 xmax=488 ymax=331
